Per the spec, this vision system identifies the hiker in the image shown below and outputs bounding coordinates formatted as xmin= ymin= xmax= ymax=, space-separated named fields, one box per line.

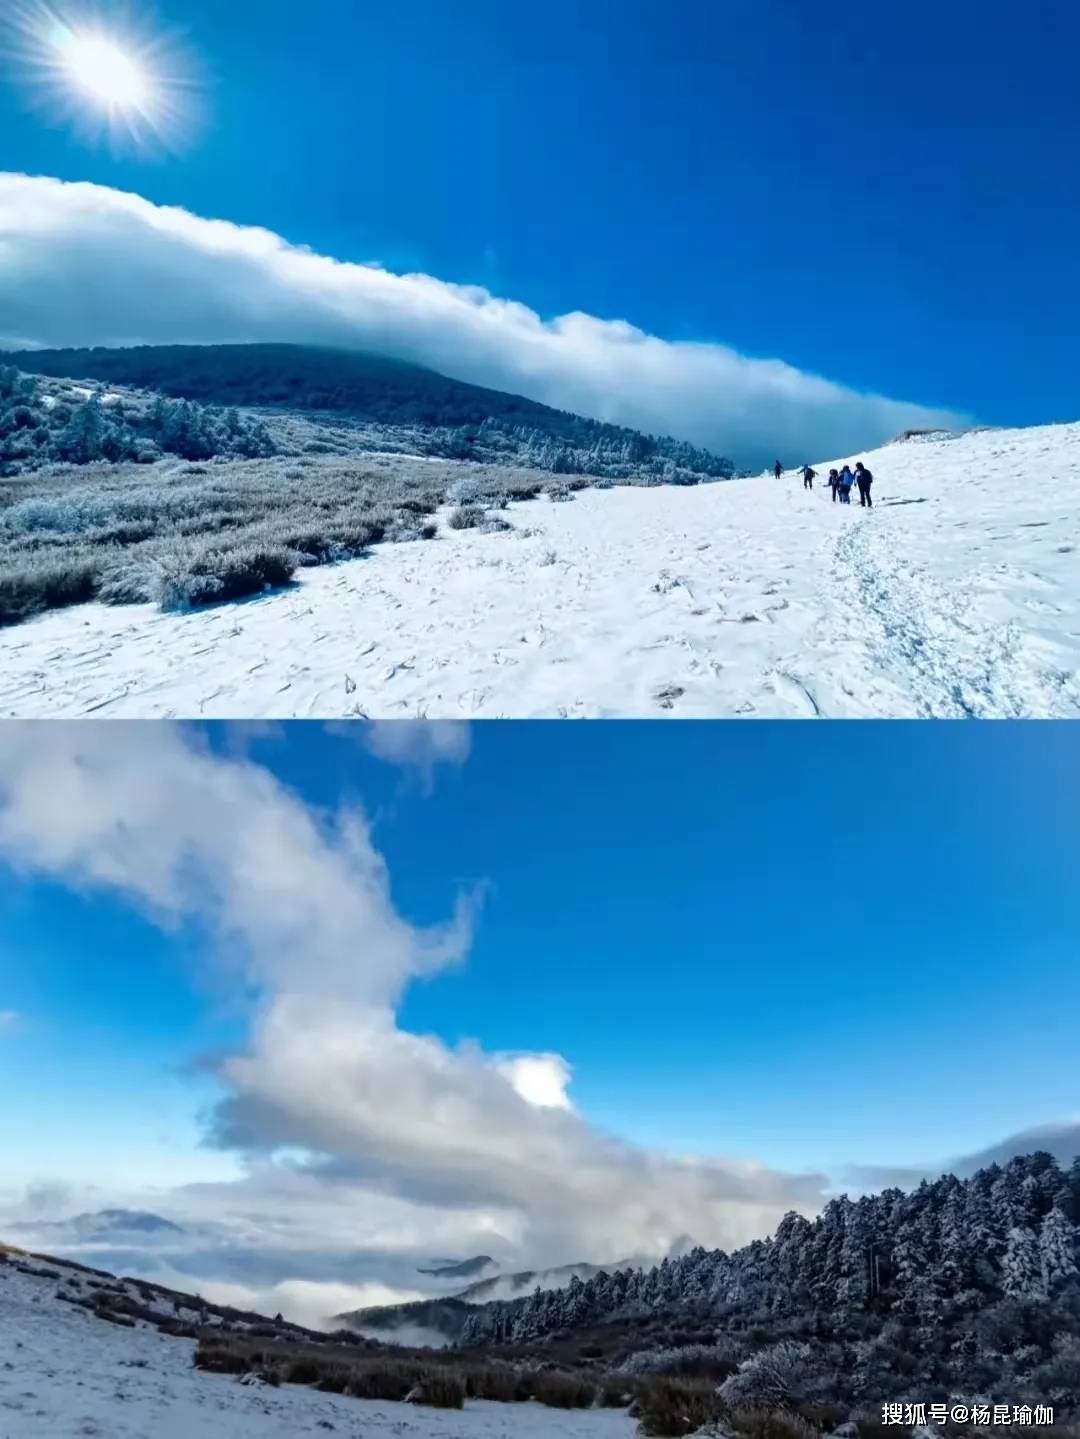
xmin=801 ymin=465 xmax=816 ymax=491
xmin=773 ymin=460 xmax=783 ymax=480
xmin=827 ymin=468 xmax=840 ymax=502
xmin=855 ymin=460 xmax=874 ymax=508
xmin=839 ymin=464 xmax=855 ymax=504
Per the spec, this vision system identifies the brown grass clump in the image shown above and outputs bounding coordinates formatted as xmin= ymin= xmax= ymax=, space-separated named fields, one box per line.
xmin=728 ymin=1406 xmax=821 ymax=1439
xmin=636 ymin=1377 xmax=725 ymax=1436
xmin=407 ymin=1372 xmax=467 ymax=1409
xmin=529 ymin=1369 xmax=597 ymax=1409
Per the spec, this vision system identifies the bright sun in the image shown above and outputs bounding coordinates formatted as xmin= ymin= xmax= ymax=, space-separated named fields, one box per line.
xmin=2 ymin=1 xmax=199 ymax=152
xmin=55 ymin=30 xmax=150 ymax=111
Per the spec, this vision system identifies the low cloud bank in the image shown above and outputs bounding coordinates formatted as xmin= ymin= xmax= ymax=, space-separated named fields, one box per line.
xmin=0 ymin=173 xmax=966 ymax=468
xmin=847 ymin=1120 xmax=1080 ymax=1192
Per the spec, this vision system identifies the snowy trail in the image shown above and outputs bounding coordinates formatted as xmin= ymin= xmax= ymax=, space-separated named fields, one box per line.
xmin=1 ymin=421 xmax=1078 ymax=718
xmin=0 ymin=1258 xmax=635 ymax=1439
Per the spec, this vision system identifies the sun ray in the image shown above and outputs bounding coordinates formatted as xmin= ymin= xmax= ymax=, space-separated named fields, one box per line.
xmin=1 ymin=1 xmax=201 ymax=155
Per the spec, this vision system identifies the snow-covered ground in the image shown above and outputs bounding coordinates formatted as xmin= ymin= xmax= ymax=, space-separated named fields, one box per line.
xmin=0 ymin=1255 xmax=636 ymax=1439
xmin=2 ymin=421 xmax=1078 ymax=718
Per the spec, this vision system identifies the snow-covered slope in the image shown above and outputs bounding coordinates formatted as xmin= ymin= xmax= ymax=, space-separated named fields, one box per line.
xmin=2 ymin=421 xmax=1078 ymax=718
xmin=0 ymin=1253 xmax=635 ymax=1439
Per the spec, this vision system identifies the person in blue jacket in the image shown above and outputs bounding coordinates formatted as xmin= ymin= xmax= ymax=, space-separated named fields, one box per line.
xmin=839 ymin=464 xmax=855 ymax=504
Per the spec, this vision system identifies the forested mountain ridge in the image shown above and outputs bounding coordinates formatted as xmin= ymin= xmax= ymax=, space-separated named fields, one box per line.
xmin=457 ymin=1153 xmax=1080 ymax=1410
xmin=0 ymin=364 xmax=275 ymax=476
xmin=5 ymin=343 xmax=734 ymax=483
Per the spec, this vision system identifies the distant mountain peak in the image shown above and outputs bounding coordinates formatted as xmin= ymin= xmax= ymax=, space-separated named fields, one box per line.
xmin=417 ymin=1255 xmax=497 ymax=1279
xmin=65 ymin=1209 xmax=184 ymax=1237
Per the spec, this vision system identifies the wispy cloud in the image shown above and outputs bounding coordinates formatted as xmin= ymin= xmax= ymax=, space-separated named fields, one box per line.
xmin=0 ymin=1009 xmax=18 ymax=1032
xmin=327 ymin=720 xmax=472 ymax=793
xmin=0 ymin=173 xmax=967 ymax=468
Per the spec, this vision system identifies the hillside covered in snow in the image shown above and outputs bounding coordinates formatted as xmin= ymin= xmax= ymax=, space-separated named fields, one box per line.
xmin=4 ymin=1153 xmax=1079 ymax=1437
xmin=0 ymin=1248 xmax=637 ymax=1439
xmin=1 ymin=417 xmax=1077 ymax=718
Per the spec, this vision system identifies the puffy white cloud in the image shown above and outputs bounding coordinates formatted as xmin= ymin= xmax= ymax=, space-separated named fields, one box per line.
xmin=326 ymin=720 xmax=471 ymax=791
xmin=495 ymin=1054 xmax=574 ymax=1112
xmin=0 ymin=173 xmax=967 ymax=468
xmin=0 ymin=722 xmax=828 ymax=1289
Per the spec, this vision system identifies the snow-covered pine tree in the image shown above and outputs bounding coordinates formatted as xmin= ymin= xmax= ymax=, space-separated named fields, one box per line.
xmin=1039 ymin=1204 xmax=1078 ymax=1295
xmin=1003 ymin=1224 xmax=1045 ymax=1299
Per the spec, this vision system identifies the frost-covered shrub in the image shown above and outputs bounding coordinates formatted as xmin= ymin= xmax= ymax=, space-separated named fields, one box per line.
xmin=718 ymin=1343 xmax=821 ymax=1410
xmin=383 ymin=512 xmax=437 ymax=543
xmin=448 ymin=505 xmax=486 ymax=530
xmin=446 ymin=475 xmax=483 ymax=506
xmin=148 ymin=543 xmax=297 ymax=610
xmin=0 ymin=552 xmax=99 ymax=625
xmin=546 ymin=485 xmax=574 ymax=502
xmin=619 ymin=1342 xmax=741 ymax=1380
xmin=481 ymin=515 xmax=513 ymax=534
xmin=5 ymin=493 xmax=117 ymax=534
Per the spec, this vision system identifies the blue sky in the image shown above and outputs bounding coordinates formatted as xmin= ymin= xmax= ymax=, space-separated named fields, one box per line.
xmin=3 ymin=720 xmax=1078 ymax=1200
xmin=2 ymin=0 xmax=1079 ymax=452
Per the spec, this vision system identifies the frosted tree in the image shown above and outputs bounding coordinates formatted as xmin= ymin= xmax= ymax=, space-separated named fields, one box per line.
xmin=1040 ymin=1205 xmax=1078 ymax=1295
xmin=57 ymin=396 xmax=108 ymax=463
xmin=1003 ymin=1224 xmax=1045 ymax=1299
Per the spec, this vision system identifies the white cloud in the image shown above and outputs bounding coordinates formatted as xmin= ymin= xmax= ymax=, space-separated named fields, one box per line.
xmin=328 ymin=720 xmax=471 ymax=788
xmin=0 ymin=722 xmax=828 ymax=1288
xmin=495 ymin=1054 xmax=574 ymax=1112
xmin=0 ymin=173 xmax=967 ymax=468
xmin=0 ymin=1010 xmax=18 ymax=1031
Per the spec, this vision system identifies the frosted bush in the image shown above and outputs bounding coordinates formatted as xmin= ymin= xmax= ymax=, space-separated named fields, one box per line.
xmin=718 ymin=1342 xmax=820 ymax=1409
xmin=446 ymin=475 xmax=483 ymax=505
xmin=145 ymin=542 xmax=298 ymax=610
xmin=617 ymin=1343 xmax=740 ymax=1378
xmin=447 ymin=505 xmax=486 ymax=530
xmin=0 ymin=551 xmax=99 ymax=624
xmin=6 ymin=494 xmax=116 ymax=534
xmin=481 ymin=515 xmax=513 ymax=534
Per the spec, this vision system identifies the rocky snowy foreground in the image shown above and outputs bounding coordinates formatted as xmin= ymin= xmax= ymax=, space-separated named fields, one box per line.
xmin=0 ymin=1254 xmax=636 ymax=1439
xmin=2 ymin=420 xmax=1078 ymax=718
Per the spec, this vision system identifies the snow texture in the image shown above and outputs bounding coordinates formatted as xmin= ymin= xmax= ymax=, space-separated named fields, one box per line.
xmin=1 ymin=421 xmax=1078 ymax=718
xmin=0 ymin=1255 xmax=636 ymax=1439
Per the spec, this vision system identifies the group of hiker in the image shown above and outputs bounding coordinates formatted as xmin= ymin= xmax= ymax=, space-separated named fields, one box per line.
xmin=772 ymin=459 xmax=874 ymax=507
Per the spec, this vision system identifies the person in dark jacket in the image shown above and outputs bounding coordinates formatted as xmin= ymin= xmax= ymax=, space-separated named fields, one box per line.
xmin=839 ymin=464 xmax=855 ymax=503
xmin=773 ymin=460 xmax=783 ymax=480
xmin=855 ymin=461 xmax=874 ymax=507
xmin=801 ymin=465 xmax=816 ymax=490
xmin=827 ymin=468 xmax=840 ymax=501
